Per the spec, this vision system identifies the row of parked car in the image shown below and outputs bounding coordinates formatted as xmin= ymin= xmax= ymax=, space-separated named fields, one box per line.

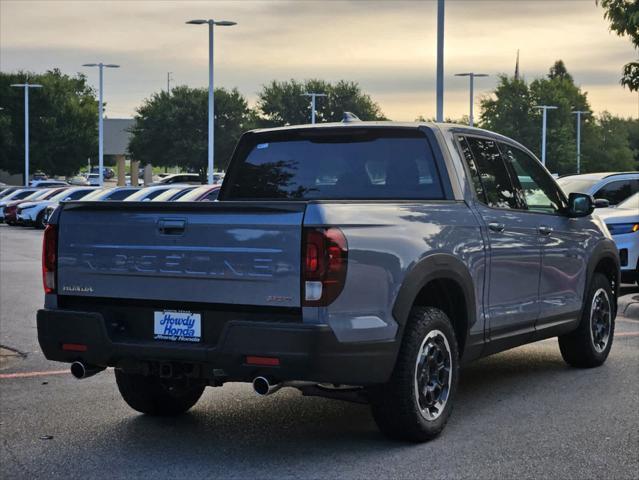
xmin=0 ymin=183 xmax=221 ymax=229
xmin=24 ymin=171 xmax=224 ymax=187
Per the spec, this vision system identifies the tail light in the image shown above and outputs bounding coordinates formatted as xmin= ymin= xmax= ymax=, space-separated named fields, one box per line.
xmin=302 ymin=227 xmax=347 ymax=306
xmin=42 ymin=224 xmax=57 ymax=294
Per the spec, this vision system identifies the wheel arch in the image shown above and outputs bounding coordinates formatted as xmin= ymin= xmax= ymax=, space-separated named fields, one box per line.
xmin=392 ymin=253 xmax=476 ymax=358
xmin=586 ymin=239 xmax=620 ymax=317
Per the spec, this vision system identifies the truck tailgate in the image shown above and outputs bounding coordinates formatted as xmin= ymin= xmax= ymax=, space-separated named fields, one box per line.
xmin=56 ymin=202 xmax=305 ymax=307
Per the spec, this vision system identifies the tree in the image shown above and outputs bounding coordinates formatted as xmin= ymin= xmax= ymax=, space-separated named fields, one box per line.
xmin=256 ymin=79 xmax=385 ymax=126
xmin=479 ymin=74 xmax=537 ymax=150
xmin=528 ymin=60 xmax=592 ymax=174
xmin=128 ymin=86 xmax=253 ymax=175
xmin=479 ymin=60 xmax=636 ymax=174
xmin=0 ymin=69 xmax=98 ymax=177
xmin=582 ymin=112 xmax=637 ymax=172
xmin=599 ymin=0 xmax=639 ymax=91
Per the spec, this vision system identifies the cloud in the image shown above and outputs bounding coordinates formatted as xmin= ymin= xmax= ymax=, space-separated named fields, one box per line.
xmin=1 ymin=0 xmax=637 ymax=120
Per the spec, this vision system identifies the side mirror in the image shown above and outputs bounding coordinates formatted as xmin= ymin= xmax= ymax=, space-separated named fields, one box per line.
xmin=594 ymin=198 xmax=610 ymax=208
xmin=567 ymin=192 xmax=595 ymax=217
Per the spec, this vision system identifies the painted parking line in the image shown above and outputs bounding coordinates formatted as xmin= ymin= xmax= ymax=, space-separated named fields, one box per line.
xmin=0 ymin=367 xmax=113 ymax=380
xmin=615 ymin=331 xmax=639 ymax=338
xmin=0 ymin=370 xmax=68 ymax=379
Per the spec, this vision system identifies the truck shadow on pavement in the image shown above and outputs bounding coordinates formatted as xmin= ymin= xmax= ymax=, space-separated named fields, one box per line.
xmin=96 ymin=343 xmax=590 ymax=463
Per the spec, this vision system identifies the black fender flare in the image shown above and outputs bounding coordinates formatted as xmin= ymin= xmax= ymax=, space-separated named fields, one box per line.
xmin=392 ymin=253 xmax=477 ymax=348
xmin=585 ymin=238 xmax=620 ymax=314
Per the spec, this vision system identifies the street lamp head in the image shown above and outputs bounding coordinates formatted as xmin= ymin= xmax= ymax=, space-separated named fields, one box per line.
xmin=104 ymin=64 xmax=120 ymax=68
xmin=455 ymin=72 xmax=489 ymax=77
xmin=10 ymin=83 xmax=42 ymax=88
xmin=82 ymin=63 xmax=98 ymax=67
xmin=187 ymin=19 xmax=236 ymax=26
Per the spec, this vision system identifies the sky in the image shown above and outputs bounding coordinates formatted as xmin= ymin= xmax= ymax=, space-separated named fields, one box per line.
xmin=1 ymin=0 xmax=637 ymax=121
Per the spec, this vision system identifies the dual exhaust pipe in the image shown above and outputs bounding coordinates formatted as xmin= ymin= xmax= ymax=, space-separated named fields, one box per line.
xmin=70 ymin=361 xmax=105 ymax=380
xmin=70 ymin=364 xmax=300 ymax=397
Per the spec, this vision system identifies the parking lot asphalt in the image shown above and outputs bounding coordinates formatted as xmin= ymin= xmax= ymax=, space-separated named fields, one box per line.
xmin=1 ymin=224 xmax=637 ymax=479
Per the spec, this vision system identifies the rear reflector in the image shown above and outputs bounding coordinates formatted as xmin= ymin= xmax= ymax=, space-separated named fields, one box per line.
xmin=62 ymin=343 xmax=87 ymax=352
xmin=245 ymin=356 xmax=280 ymax=366
xmin=42 ymin=224 xmax=57 ymax=294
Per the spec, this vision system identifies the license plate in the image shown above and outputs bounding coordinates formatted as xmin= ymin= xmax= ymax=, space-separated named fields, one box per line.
xmin=154 ymin=310 xmax=201 ymax=343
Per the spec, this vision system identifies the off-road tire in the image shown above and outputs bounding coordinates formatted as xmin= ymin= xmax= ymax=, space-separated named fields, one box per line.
xmin=558 ymin=273 xmax=615 ymax=368
xmin=370 ymin=307 xmax=459 ymax=442
xmin=115 ymin=370 xmax=205 ymax=416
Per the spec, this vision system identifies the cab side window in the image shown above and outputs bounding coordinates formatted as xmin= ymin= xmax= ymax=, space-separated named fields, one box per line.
xmin=499 ymin=143 xmax=566 ymax=214
xmin=462 ymin=136 xmax=519 ymax=209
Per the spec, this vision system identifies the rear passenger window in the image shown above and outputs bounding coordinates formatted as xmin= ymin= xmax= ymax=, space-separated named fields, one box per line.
xmin=594 ymin=180 xmax=639 ymax=206
xmin=67 ymin=190 xmax=92 ymax=200
xmin=462 ymin=136 xmax=519 ymax=209
xmin=108 ymin=190 xmax=135 ymax=200
xmin=457 ymin=136 xmax=486 ymax=202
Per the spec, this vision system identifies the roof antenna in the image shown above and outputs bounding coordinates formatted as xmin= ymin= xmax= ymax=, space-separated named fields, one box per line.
xmin=342 ymin=112 xmax=361 ymax=123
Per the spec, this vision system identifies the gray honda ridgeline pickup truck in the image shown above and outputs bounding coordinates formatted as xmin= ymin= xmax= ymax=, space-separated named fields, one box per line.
xmin=38 ymin=122 xmax=619 ymax=442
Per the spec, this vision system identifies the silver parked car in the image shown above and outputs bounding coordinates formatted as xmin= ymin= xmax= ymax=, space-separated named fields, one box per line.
xmin=557 ymin=172 xmax=639 ymax=206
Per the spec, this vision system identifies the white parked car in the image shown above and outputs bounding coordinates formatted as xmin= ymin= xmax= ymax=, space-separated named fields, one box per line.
xmin=30 ymin=179 xmax=69 ymax=188
xmin=24 ymin=187 xmax=97 ymax=228
xmin=596 ymin=192 xmax=639 ymax=285
xmin=85 ymin=173 xmax=101 ymax=186
xmin=557 ymin=172 xmax=639 ymax=206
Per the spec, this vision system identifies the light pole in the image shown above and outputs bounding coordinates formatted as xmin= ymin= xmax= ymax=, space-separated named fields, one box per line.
xmin=301 ymin=93 xmax=327 ymax=124
xmin=533 ymin=105 xmax=557 ymax=166
xmin=572 ymin=110 xmax=589 ymax=174
xmin=436 ymin=0 xmax=445 ymax=122
xmin=11 ymin=82 xmax=43 ymax=186
xmin=454 ymin=72 xmax=488 ymax=127
xmin=167 ymin=72 xmax=173 ymax=95
xmin=82 ymin=63 xmax=120 ymax=186
xmin=187 ymin=19 xmax=237 ymax=184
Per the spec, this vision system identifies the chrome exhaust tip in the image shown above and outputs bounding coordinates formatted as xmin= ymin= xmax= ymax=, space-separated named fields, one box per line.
xmin=252 ymin=376 xmax=282 ymax=396
xmin=70 ymin=361 xmax=104 ymax=380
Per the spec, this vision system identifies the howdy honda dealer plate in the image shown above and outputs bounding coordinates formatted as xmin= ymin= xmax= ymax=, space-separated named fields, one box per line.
xmin=153 ymin=310 xmax=201 ymax=343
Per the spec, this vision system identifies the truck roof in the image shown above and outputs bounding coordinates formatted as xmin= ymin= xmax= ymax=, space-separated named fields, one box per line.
xmin=251 ymin=120 xmax=522 ymax=139
xmin=247 ymin=121 xmax=532 ymax=156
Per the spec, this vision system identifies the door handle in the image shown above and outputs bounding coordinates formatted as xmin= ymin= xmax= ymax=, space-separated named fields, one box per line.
xmin=538 ymin=225 xmax=554 ymax=236
xmin=158 ymin=219 xmax=186 ymax=235
xmin=488 ymin=222 xmax=505 ymax=233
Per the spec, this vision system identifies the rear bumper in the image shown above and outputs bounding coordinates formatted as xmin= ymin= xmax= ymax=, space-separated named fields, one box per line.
xmin=37 ymin=309 xmax=398 ymax=385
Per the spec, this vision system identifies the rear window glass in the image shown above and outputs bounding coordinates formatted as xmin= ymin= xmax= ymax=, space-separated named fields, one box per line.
xmin=224 ymin=130 xmax=444 ymax=200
